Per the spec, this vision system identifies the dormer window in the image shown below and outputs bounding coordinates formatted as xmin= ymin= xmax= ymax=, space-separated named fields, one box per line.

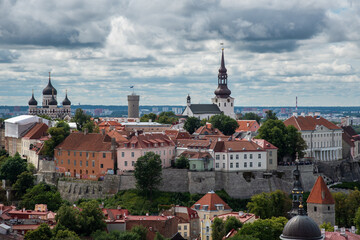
xmin=194 ymin=204 xmax=200 ymax=210
xmin=203 ymin=205 xmax=209 ymax=211
xmin=124 ymin=143 xmax=127 ymax=147
xmin=132 ymin=144 xmax=135 ymax=148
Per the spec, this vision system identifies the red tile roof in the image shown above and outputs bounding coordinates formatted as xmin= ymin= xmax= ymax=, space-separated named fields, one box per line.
xmin=236 ymin=120 xmax=259 ymax=132
xmin=194 ymin=123 xmax=224 ymax=136
xmin=284 ymin=116 xmax=341 ymax=131
xmin=55 ymin=132 xmax=113 ymax=151
xmin=23 ymin=123 xmax=48 ymax=139
xmin=118 ymin=133 xmax=174 ymax=149
xmin=191 ymin=191 xmax=231 ymax=211
xmin=212 ymin=212 xmax=257 ymax=224
xmin=325 ymin=231 xmax=360 ymax=240
xmin=107 ymin=130 xmax=128 ymax=143
xmin=307 ymin=176 xmax=335 ymax=204
xmin=252 ymin=139 xmax=278 ymax=149
xmin=180 ymin=151 xmax=213 ymax=159
xmin=213 ymin=140 xmax=265 ymax=152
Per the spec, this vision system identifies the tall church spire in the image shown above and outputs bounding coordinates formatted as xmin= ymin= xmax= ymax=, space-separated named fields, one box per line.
xmin=288 ymin=154 xmax=306 ymax=218
xmin=214 ymin=48 xmax=231 ymax=98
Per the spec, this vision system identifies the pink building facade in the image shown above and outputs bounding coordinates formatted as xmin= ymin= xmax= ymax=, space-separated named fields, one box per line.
xmin=117 ymin=133 xmax=175 ymax=172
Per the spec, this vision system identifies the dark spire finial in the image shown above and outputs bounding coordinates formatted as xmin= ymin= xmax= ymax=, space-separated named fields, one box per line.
xmin=49 ymin=72 xmax=51 ymax=80
xmin=214 ymin=44 xmax=231 ymax=98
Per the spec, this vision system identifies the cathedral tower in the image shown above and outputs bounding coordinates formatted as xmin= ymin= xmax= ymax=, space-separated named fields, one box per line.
xmin=211 ymin=48 xmax=235 ymax=119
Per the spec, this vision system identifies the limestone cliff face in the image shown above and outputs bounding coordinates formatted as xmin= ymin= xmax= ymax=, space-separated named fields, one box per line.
xmin=57 ymin=165 xmax=317 ymax=202
xmin=316 ymin=160 xmax=360 ymax=182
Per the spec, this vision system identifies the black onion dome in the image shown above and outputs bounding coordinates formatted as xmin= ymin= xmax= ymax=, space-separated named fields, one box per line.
xmin=62 ymin=93 xmax=71 ymax=106
xmin=280 ymin=215 xmax=323 ymax=240
xmin=28 ymin=93 xmax=37 ymax=106
xmin=49 ymin=94 xmax=57 ymax=106
xmin=214 ymin=85 xmax=231 ymax=98
xmin=43 ymin=75 xmax=57 ymax=95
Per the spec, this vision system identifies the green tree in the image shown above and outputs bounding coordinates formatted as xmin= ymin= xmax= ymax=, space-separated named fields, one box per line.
xmin=154 ymin=232 xmax=167 ymax=240
xmin=51 ymin=229 xmax=80 ymax=240
xmin=265 ymin=110 xmax=278 ymax=121
xmin=0 ymin=152 xmax=27 ymax=184
xmin=256 ymin=119 xmax=306 ymax=161
xmin=130 ymin=225 xmax=148 ymax=240
xmin=55 ymin=205 xmax=80 ymax=234
xmin=346 ymin=189 xmax=360 ymax=227
xmin=209 ymin=113 xmax=239 ymax=135
xmin=319 ymin=222 xmax=334 ymax=232
xmin=175 ymin=155 xmax=189 ymax=169
xmin=236 ymin=217 xmax=287 ymax=240
xmin=224 ymin=216 xmax=243 ymax=233
xmin=247 ymin=190 xmax=291 ymax=219
xmin=211 ymin=217 xmax=225 ymax=240
xmin=333 ymin=192 xmax=349 ymax=227
xmin=25 ymin=223 xmax=53 ymax=240
xmin=134 ymin=152 xmax=162 ymax=199
xmin=355 ymin=207 xmax=360 ymax=234
xmin=92 ymin=230 xmax=141 ymax=240
xmin=73 ymin=108 xmax=92 ymax=131
xmin=12 ymin=171 xmax=35 ymax=199
xmin=184 ymin=117 xmax=201 ymax=134
xmin=200 ymin=118 xmax=207 ymax=126
xmin=157 ymin=111 xmax=177 ymax=124
xmin=20 ymin=182 xmax=63 ymax=211
xmin=239 ymin=112 xmax=261 ymax=124
xmin=37 ymin=114 xmax=52 ymax=120
xmin=78 ymin=200 xmax=106 ymax=236
xmin=140 ymin=113 xmax=157 ymax=122
xmin=83 ymin=120 xmax=96 ymax=133
xmin=43 ymin=121 xmax=70 ymax=157
xmin=232 ymin=235 xmax=260 ymax=240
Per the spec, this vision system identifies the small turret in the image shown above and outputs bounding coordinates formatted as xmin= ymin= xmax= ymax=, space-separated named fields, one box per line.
xmin=28 ymin=90 xmax=38 ymax=106
xmin=48 ymin=89 xmax=58 ymax=106
xmin=62 ymin=90 xmax=71 ymax=106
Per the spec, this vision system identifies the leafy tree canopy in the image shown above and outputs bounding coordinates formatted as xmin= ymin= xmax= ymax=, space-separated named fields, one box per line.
xmin=246 ymin=190 xmax=292 ymax=219
xmin=134 ymin=152 xmax=163 ymax=199
xmin=0 ymin=152 xmax=27 ymax=184
xmin=140 ymin=113 xmax=157 ymax=123
xmin=43 ymin=121 xmax=70 ymax=157
xmin=209 ymin=113 xmax=238 ymax=135
xmin=25 ymin=223 xmax=52 ymax=240
xmin=184 ymin=116 xmax=201 ymax=134
xmin=73 ymin=108 xmax=92 ymax=131
xmin=12 ymin=171 xmax=35 ymax=199
xmin=175 ymin=155 xmax=189 ymax=169
xmin=157 ymin=111 xmax=177 ymax=124
xmin=20 ymin=182 xmax=63 ymax=211
xmin=265 ymin=110 xmax=278 ymax=121
xmin=319 ymin=222 xmax=334 ymax=232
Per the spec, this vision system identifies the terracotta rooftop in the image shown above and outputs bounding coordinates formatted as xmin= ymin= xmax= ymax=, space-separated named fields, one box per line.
xmin=213 ymin=140 xmax=265 ymax=152
xmin=23 ymin=123 xmax=48 ymax=139
xmin=118 ymin=133 xmax=174 ymax=149
xmin=180 ymin=151 xmax=213 ymax=160
xmin=236 ymin=120 xmax=259 ymax=132
xmin=307 ymin=176 xmax=335 ymax=204
xmin=252 ymin=139 xmax=278 ymax=149
xmin=211 ymin=212 xmax=257 ymax=224
xmin=191 ymin=191 xmax=231 ymax=211
xmin=325 ymin=230 xmax=360 ymax=240
xmin=194 ymin=123 xmax=224 ymax=136
xmin=164 ymin=130 xmax=191 ymax=140
xmin=284 ymin=116 xmax=341 ymax=131
xmin=176 ymin=139 xmax=216 ymax=149
xmin=55 ymin=132 xmax=113 ymax=152
xmin=107 ymin=130 xmax=128 ymax=143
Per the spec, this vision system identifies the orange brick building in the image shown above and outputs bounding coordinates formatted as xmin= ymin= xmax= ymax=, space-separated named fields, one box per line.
xmin=54 ymin=132 xmax=117 ymax=180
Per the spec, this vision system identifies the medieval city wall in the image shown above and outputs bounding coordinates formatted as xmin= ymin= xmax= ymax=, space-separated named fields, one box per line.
xmin=57 ymin=165 xmax=317 ymax=202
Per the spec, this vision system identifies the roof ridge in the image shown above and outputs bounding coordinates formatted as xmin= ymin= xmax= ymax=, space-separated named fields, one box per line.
xmin=307 ymin=176 xmax=335 ymax=204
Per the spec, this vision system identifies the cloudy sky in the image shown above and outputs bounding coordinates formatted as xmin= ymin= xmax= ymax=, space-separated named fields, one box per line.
xmin=1 ymin=0 xmax=359 ymax=106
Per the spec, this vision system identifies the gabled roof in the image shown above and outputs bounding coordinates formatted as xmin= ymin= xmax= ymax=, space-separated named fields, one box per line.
xmin=55 ymin=132 xmax=113 ymax=152
xmin=307 ymin=176 xmax=335 ymax=205
xmin=118 ymin=133 xmax=174 ymax=149
xmin=194 ymin=123 xmax=224 ymax=136
xmin=23 ymin=123 xmax=48 ymax=139
xmin=107 ymin=130 xmax=128 ymax=143
xmin=236 ymin=120 xmax=260 ymax=132
xmin=191 ymin=191 xmax=231 ymax=211
xmin=284 ymin=116 xmax=341 ymax=131
xmin=212 ymin=140 xmax=265 ymax=152
xmin=180 ymin=151 xmax=213 ymax=160
xmin=189 ymin=104 xmax=221 ymax=114
xmin=252 ymin=139 xmax=278 ymax=149
xmin=164 ymin=130 xmax=191 ymax=140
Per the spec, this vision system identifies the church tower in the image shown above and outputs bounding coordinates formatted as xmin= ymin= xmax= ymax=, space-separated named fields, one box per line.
xmin=42 ymin=72 xmax=57 ymax=107
xmin=288 ymin=158 xmax=305 ymax=218
xmin=211 ymin=48 xmax=235 ymax=119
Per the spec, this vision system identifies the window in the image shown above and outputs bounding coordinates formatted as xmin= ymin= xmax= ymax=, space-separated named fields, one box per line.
xmin=184 ymin=225 xmax=187 ymax=230
xmin=93 ymin=153 xmax=95 ymax=157
xmin=86 ymin=161 xmax=88 ymax=167
xmin=74 ymin=160 xmax=76 ymax=166
xmin=121 ymin=152 xmax=124 ymax=157
xmin=328 ymin=206 xmax=330 ymax=211
xmin=223 ymin=155 xmax=225 ymax=160
xmin=216 ymin=163 xmax=219 ymax=168
xmin=80 ymin=160 xmax=82 ymax=167
xmin=224 ymin=103 xmax=226 ymax=107
xmin=250 ymin=162 xmax=253 ymax=167
xmin=216 ymin=155 xmax=220 ymax=160
xmin=207 ymin=236 xmax=209 ymax=240
xmin=74 ymin=152 xmax=76 ymax=156
xmin=270 ymin=159 xmax=273 ymax=164
xmin=206 ymin=226 xmax=210 ymax=232
xmin=68 ymin=151 xmax=70 ymax=156
xmin=86 ymin=152 xmax=89 ymax=158
xmin=131 ymin=152 xmax=135 ymax=157
xmin=244 ymin=154 xmax=247 ymax=159
xmin=178 ymin=226 xmax=181 ymax=231
xmin=236 ymin=162 xmax=239 ymax=168
xmin=92 ymin=160 xmax=95 ymax=167
xmin=125 ymin=161 xmax=128 ymax=166
xmin=223 ymin=163 xmax=225 ymax=168
xmin=236 ymin=154 xmax=239 ymax=160
xmin=61 ymin=159 xmax=63 ymax=164
xmin=269 ymin=151 xmax=272 ymax=157
xmin=58 ymin=151 xmax=61 ymax=156
xmin=103 ymin=153 xmax=106 ymax=158
xmin=184 ymin=232 xmax=187 ymax=237
xmin=132 ymin=161 xmax=135 ymax=166
xmin=250 ymin=154 xmax=253 ymax=159
xmin=258 ymin=162 xmax=261 ymax=167
xmin=80 ymin=152 xmax=82 ymax=157
xmin=192 ymin=164 xmax=196 ymax=169
xmin=230 ymin=163 xmax=233 ymax=168
xmin=68 ymin=159 xmax=70 ymax=164
xmin=244 ymin=162 xmax=247 ymax=168
xmin=230 ymin=155 xmax=233 ymax=160
xmin=314 ymin=206 xmax=317 ymax=212
xmin=132 ymin=144 xmax=135 ymax=148
xmin=100 ymin=164 xmax=103 ymax=168
xmin=258 ymin=154 xmax=261 ymax=159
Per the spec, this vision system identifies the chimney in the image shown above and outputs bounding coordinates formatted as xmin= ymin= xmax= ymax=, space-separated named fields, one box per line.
xmin=84 ymin=128 xmax=88 ymax=135
xmin=340 ymin=227 xmax=346 ymax=237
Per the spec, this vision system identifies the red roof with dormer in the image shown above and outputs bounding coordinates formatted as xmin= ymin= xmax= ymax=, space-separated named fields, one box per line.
xmin=284 ymin=116 xmax=341 ymax=131
xmin=307 ymin=176 xmax=335 ymax=204
xmin=236 ymin=120 xmax=260 ymax=132
xmin=191 ymin=191 xmax=231 ymax=211
xmin=252 ymin=139 xmax=278 ymax=149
